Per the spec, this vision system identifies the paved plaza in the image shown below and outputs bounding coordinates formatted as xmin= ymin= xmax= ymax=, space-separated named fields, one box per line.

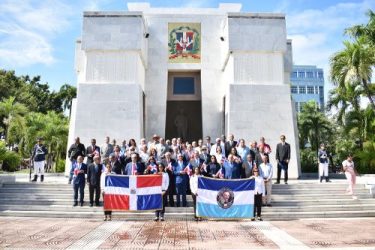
xmin=1 ymin=217 xmax=375 ymax=249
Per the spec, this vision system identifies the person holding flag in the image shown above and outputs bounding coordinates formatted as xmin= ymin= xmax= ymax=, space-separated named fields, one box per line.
xmin=154 ymin=163 xmax=169 ymax=221
xmin=144 ymin=156 xmax=158 ymax=174
xmin=101 ymin=163 xmax=113 ymax=221
xmin=190 ymin=167 xmax=202 ymax=221
xmin=251 ymin=166 xmax=265 ymax=221
xmin=173 ymin=154 xmax=188 ymax=207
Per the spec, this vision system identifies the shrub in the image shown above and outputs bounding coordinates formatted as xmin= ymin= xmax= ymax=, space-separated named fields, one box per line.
xmin=1 ymin=151 xmax=22 ymax=172
xmin=56 ymin=159 xmax=66 ymax=173
xmin=300 ymin=148 xmax=318 ymax=173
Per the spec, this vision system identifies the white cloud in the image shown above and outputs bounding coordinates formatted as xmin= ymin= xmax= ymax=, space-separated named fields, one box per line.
xmin=284 ymin=0 xmax=375 ymax=99
xmin=0 ymin=0 xmax=73 ymax=67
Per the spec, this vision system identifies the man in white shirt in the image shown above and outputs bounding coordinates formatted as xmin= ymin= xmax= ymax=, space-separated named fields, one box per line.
xmin=259 ymin=154 xmax=273 ymax=206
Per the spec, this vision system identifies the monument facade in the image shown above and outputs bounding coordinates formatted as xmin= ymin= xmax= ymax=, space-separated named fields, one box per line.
xmin=67 ymin=3 xmax=301 ymax=178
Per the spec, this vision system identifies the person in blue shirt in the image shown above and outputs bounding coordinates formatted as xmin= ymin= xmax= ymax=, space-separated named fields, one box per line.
xmin=173 ymin=154 xmax=189 ymax=207
xmin=236 ymin=139 xmax=250 ymax=162
xmin=222 ymin=154 xmax=242 ymax=179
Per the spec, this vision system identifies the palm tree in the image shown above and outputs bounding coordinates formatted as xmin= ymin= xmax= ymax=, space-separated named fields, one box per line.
xmin=298 ymin=101 xmax=333 ymax=152
xmin=23 ymin=112 xmax=68 ymax=172
xmin=346 ymin=10 xmax=375 ymax=46
xmin=327 ymin=82 xmax=362 ymax=125
xmin=344 ymin=106 xmax=375 ymax=147
xmin=330 ymin=37 xmax=375 ymax=110
xmin=0 ymin=96 xmax=28 ymax=141
xmin=58 ymin=84 xmax=76 ymax=118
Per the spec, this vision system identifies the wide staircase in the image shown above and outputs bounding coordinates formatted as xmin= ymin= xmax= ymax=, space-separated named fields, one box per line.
xmin=0 ymin=180 xmax=374 ymax=220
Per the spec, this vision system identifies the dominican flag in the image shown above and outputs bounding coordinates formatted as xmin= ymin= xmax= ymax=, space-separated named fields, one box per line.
xmin=197 ymin=177 xmax=255 ymax=219
xmin=104 ymin=175 xmax=163 ymax=211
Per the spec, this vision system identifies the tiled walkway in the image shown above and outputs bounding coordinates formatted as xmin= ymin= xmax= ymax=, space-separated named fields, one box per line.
xmin=0 ymin=217 xmax=374 ymax=249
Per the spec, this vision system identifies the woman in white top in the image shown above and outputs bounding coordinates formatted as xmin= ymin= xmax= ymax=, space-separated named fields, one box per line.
xmin=215 ymin=146 xmax=225 ymax=165
xmin=190 ymin=167 xmax=201 ymax=221
xmin=342 ymin=154 xmax=357 ymax=199
xmin=259 ymin=154 xmax=273 ymax=206
xmin=101 ymin=163 xmax=112 ymax=221
xmin=251 ymin=167 xmax=265 ymax=221
xmin=154 ymin=163 xmax=170 ymax=221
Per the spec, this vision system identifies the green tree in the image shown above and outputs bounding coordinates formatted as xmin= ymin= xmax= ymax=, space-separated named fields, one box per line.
xmin=298 ymin=101 xmax=333 ymax=152
xmin=0 ymin=96 xmax=28 ymax=141
xmin=327 ymin=82 xmax=362 ymax=125
xmin=346 ymin=10 xmax=375 ymax=46
xmin=330 ymin=37 xmax=375 ymax=110
xmin=57 ymin=84 xmax=76 ymax=117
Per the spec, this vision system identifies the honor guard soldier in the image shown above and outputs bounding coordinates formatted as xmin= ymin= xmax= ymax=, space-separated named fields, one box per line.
xmin=31 ymin=138 xmax=48 ymax=182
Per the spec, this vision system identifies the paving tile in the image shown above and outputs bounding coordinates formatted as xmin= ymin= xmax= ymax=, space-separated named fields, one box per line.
xmin=271 ymin=218 xmax=375 ymax=248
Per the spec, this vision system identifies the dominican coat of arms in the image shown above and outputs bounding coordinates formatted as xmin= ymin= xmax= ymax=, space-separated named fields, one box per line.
xmin=168 ymin=23 xmax=201 ymax=63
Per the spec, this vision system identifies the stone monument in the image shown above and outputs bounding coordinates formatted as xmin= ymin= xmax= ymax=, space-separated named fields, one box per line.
xmin=66 ymin=2 xmax=301 ymax=178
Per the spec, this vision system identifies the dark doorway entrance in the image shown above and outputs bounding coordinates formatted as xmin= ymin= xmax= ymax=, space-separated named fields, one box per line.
xmin=165 ymin=72 xmax=202 ymax=142
xmin=165 ymin=101 xmax=202 ymax=142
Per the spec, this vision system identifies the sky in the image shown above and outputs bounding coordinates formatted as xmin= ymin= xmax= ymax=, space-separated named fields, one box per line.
xmin=0 ymin=0 xmax=374 ymax=98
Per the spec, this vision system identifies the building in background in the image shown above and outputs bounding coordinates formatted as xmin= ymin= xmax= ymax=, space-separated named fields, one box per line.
xmin=290 ymin=65 xmax=325 ymax=112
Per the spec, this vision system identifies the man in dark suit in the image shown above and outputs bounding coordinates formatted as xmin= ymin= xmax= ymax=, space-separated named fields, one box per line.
xmin=109 ymin=154 xmax=124 ymax=175
xmin=275 ymin=135 xmax=291 ymax=184
xmin=124 ymin=154 xmax=144 ymax=175
xmin=68 ymin=137 xmax=86 ymax=184
xmin=87 ymin=156 xmax=103 ymax=206
xmin=72 ymin=156 xmax=87 ymax=206
xmin=199 ymin=146 xmax=211 ymax=165
xmin=224 ymin=134 xmax=237 ymax=157
xmin=86 ymin=138 xmax=100 ymax=165
xmin=161 ymin=152 xmax=176 ymax=207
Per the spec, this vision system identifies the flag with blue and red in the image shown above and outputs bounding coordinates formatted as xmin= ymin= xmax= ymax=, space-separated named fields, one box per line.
xmin=104 ymin=175 xmax=162 ymax=211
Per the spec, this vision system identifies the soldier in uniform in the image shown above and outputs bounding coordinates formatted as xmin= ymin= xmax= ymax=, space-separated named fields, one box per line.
xmin=31 ymin=138 xmax=48 ymax=182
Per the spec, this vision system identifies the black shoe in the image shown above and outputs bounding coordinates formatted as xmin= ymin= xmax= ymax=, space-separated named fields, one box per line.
xmin=251 ymin=217 xmax=255 ymax=221
xmin=95 ymin=203 xmax=100 ymax=207
xmin=258 ymin=217 xmax=263 ymax=221
xmin=80 ymin=202 xmax=84 ymax=207
xmin=68 ymin=181 xmax=71 ymax=185
xmin=40 ymin=175 xmax=44 ymax=182
xmin=73 ymin=202 xmax=78 ymax=207
xmin=90 ymin=204 xmax=93 ymax=207
xmin=154 ymin=217 xmax=159 ymax=221
xmin=194 ymin=217 xmax=199 ymax=221
xmin=262 ymin=204 xmax=266 ymax=207
xmin=267 ymin=204 xmax=272 ymax=207
xmin=274 ymin=182 xmax=280 ymax=184
xmin=32 ymin=175 xmax=37 ymax=182
xmin=160 ymin=217 xmax=165 ymax=221
xmin=284 ymin=182 xmax=288 ymax=185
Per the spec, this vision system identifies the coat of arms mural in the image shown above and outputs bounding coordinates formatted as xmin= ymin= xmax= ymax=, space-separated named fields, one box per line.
xmin=168 ymin=23 xmax=201 ymax=63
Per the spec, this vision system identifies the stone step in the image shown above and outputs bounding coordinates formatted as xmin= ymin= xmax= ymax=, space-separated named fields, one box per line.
xmin=272 ymin=198 xmax=375 ymax=206
xmin=0 ymin=204 xmax=194 ymax=212
xmin=1 ymin=203 xmax=374 ymax=213
xmin=0 ymin=198 xmax=195 ymax=206
xmin=1 ymin=209 xmax=375 ymax=221
xmin=271 ymin=193 xmax=373 ymax=200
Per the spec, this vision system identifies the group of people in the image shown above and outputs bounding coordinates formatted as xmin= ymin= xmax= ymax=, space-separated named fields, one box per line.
xmin=66 ymin=133 xmax=292 ymax=221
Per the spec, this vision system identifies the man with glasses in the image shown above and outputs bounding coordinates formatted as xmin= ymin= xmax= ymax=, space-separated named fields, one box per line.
xmin=275 ymin=135 xmax=291 ymax=184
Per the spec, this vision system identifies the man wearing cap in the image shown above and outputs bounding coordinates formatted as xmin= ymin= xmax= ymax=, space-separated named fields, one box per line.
xmin=149 ymin=134 xmax=160 ymax=150
xmin=31 ymin=138 xmax=48 ymax=182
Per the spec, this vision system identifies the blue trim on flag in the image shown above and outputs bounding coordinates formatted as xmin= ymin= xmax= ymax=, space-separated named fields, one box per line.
xmin=105 ymin=175 xmax=129 ymax=188
xmin=137 ymin=194 xmax=163 ymax=210
xmin=197 ymin=202 xmax=254 ymax=218
xmin=198 ymin=177 xmax=254 ymax=191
